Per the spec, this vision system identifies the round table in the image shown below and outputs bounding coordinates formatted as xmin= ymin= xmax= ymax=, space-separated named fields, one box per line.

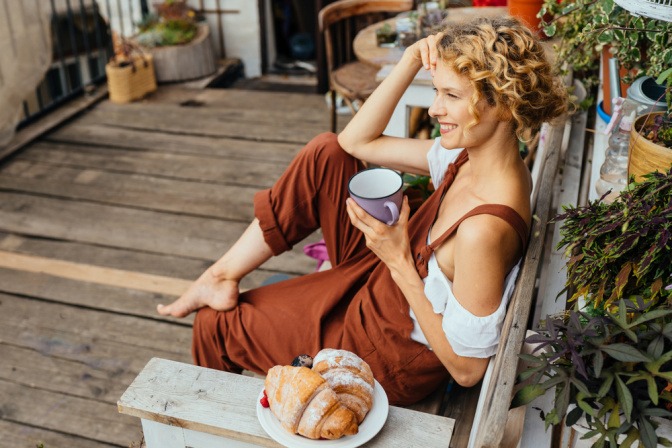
xmin=353 ymin=6 xmax=508 ymax=69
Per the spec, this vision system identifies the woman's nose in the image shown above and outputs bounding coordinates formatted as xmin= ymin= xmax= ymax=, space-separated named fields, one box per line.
xmin=428 ymin=97 xmax=445 ymax=118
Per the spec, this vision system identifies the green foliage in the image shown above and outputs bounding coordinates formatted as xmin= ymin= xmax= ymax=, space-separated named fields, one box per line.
xmin=540 ymin=0 xmax=672 ymax=95
xmin=135 ymin=1 xmax=198 ymax=47
xmin=554 ymin=168 xmax=672 ymax=309
xmin=513 ymin=169 xmax=672 ymax=447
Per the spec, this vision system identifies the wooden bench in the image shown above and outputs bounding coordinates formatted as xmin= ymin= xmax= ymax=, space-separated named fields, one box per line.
xmin=117 ymin=111 xmax=570 ymax=447
xmin=118 ymin=357 xmax=455 ymax=447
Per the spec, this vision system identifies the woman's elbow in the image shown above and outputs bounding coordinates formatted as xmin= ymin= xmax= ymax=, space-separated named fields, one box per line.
xmin=452 ymin=371 xmax=483 ymax=388
xmin=337 ymin=133 xmax=357 ymax=156
xmin=450 ymin=361 xmax=488 ymax=387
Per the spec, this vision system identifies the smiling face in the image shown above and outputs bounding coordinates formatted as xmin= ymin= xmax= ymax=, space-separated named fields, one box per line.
xmin=428 ymin=60 xmax=510 ymax=151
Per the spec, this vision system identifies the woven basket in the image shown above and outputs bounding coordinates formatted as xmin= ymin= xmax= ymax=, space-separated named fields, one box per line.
xmin=629 ymin=113 xmax=672 ymax=182
xmin=106 ymin=54 xmax=157 ymax=104
xmin=614 ymin=0 xmax=672 ymax=22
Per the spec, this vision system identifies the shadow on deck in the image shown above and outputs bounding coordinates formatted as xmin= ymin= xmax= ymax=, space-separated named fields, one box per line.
xmin=0 ymin=85 xmax=351 ymax=447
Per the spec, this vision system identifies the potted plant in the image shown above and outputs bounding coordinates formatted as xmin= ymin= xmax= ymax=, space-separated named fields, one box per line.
xmin=134 ymin=0 xmax=216 ymax=83
xmin=539 ymin=0 xmax=672 ymax=109
xmin=512 ymin=168 xmax=672 ymax=447
xmin=629 ymin=68 xmax=672 ymax=182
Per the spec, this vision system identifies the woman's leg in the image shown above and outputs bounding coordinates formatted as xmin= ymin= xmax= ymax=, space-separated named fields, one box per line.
xmin=158 ymin=132 xmax=365 ymax=318
xmin=189 ymin=133 xmax=373 ymax=373
xmin=156 ymin=219 xmax=271 ymax=317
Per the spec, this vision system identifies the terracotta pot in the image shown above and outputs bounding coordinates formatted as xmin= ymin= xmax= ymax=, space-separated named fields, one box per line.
xmin=600 ymin=46 xmax=631 ymax=116
xmin=629 ymin=113 xmax=672 ymax=182
xmin=508 ymin=0 xmax=544 ymax=34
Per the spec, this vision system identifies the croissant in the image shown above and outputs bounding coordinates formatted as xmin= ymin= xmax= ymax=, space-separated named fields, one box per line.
xmin=312 ymin=348 xmax=375 ymax=423
xmin=264 ymin=365 xmax=359 ymax=439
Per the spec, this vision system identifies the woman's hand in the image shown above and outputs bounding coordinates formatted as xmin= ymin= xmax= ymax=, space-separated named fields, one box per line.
xmin=406 ymin=32 xmax=444 ymax=77
xmin=346 ymin=196 xmax=413 ymax=270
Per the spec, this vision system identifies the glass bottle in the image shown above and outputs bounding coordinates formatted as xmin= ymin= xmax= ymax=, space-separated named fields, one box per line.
xmin=595 ymin=113 xmax=633 ymax=202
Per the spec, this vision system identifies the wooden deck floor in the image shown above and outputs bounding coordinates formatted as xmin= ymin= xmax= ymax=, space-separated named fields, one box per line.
xmin=0 ymin=86 xmax=350 ymax=447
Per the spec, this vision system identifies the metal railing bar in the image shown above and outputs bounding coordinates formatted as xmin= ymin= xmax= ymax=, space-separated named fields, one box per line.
xmin=78 ymin=0 xmax=94 ymax=77
xmin=128 ymin=0 xmax=135 ymax=34
xmin=116 ymin=0 xmax=125 ymax=36
xmin=91 ymin=0 xmax=107 ymax=76
xmin=50 ymin=0 xmax=73 ymax=96
xmin=35 ymin=86 xmax=44 ymax=110
xmin=64 ymin=0 xmax=83 ymax=89
xmin=216 ymin=0 xmax=225 ymax=57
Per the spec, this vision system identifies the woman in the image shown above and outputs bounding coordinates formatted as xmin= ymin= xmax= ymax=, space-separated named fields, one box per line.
xmin=157 ymin=17 xmax=567 ymax=405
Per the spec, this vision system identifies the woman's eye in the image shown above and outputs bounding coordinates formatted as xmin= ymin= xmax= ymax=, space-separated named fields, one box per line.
xmin=447 ymin=93 xmax=458 ymax=99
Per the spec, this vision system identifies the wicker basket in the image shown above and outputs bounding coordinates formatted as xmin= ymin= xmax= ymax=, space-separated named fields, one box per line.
xmin=614 ymin=0 xmax=672 ymax=22
xmin=106 ymin=54 xmax=157 ymax=104
xmin=629 ymin=113 xmax=672 ymax=182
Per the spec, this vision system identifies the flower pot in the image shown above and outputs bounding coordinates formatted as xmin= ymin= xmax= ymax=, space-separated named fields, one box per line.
xmin=105 ymin=54 xmax=157 ymax=104
xmin=508 ymin=0 xmax=543 ymax=34
xmin=148 ymin=23 xmax=216 ymax=83
xmin=629 ymin=113 xmax=672 ymax=182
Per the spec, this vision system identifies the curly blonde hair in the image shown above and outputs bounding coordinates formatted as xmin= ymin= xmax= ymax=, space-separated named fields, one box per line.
xmin=437 ymin=17 xmax=568 ymax=142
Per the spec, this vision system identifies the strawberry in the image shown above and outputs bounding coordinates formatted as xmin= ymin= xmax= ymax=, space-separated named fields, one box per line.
xmin=260 ymin=389 xmax=270 ymax=408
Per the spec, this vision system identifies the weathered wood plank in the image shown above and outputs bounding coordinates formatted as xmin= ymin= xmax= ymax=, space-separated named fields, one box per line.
xmin=13 ymin=141 xmax=285 ymax=190
xmin=0 ymin=160 xmax=258 ymax=221
xmin=0 ymin=251 xmax=192 ymax=295
xmin=0 ymin=232 xmax=209 ymax=279
xmin=0 ymin=377 xmax=143 ymax=446
xmin=472 ymin=119 xmax=568 ymax=447
xmin=0 ymin=293 xmax=192 ymax=361
xmin=1 ymin=342 xmax=137 ymax=405
xmin=145 ymin=86 xmax=332 ymax=112
xmin=47 ymin=122 xmax=301 ymax=163
xmin=0 ymin=419 xmax=119 ymax=448
xmin=0 ymin=233 xmax=286 ymax=292
xmin=0 ymin=266 xmax=190 ymax=322
xmin=0 ymin=191 xmax=318 ymax=274
xmin=78 ymin=103 xmax=329 ymax=145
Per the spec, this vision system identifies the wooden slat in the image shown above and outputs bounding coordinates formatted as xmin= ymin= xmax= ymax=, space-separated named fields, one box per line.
xmin=0 ymin=159 xmax=258 ymax=221
xmin=80 ymin=101 xmax=330 ymax=145
xmin=47 ymin=122 xmax=300 ymax=163
xmin=0 ymin=293 xmax=192 ymax=363
xmin=472 ymin=119 xmax=568 ymax=447
xmin=118 ymin=358 xmax=455 ymax=448
xmin=0 ymin=233 xmax=289 ymax=293
xmin=0 ymin=419 xmax=119 ymax=448
xmin=0 ymin=377 xmax=143 ymax=446
xmin=0 ymin=191 xmax=317 ymax=274
xmin=0 ymin=267 xmax=188 ymax=321
xmin=0 ymin=294 xmax=192 ymax=447
xmin=0 ymin=250 xmax=192 ymax=295
xmin=13 ymin=141 xmax=285 ymax=190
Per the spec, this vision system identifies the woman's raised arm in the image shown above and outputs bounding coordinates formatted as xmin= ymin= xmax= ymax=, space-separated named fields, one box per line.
xmin=337 ymin=34 xmax=444 ymax=175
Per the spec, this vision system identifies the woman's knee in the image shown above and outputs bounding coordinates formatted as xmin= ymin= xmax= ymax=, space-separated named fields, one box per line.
xmin=302 ymin=132 xmax=355 ymax=166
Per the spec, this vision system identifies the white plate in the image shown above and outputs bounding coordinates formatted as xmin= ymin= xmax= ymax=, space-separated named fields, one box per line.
xmin=257 ymin=380 xmax=389 ymax=448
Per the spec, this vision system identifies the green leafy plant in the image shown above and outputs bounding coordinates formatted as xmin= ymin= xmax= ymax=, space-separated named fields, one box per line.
xmin=136 ymin=0 xmax=198 ymax=47
xmin=513 ymin=168 xmax=672 ymax=447
xmin=540 ymin=0 xmax=672 ymax=99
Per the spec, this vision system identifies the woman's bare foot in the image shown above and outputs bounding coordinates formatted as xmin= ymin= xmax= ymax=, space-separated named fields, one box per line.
xmin=157 ymin=268 xmax=240 ymax=318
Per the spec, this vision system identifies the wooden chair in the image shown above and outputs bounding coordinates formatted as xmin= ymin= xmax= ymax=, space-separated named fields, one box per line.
xmin=319 ymin=0 xmax=414 ymax=132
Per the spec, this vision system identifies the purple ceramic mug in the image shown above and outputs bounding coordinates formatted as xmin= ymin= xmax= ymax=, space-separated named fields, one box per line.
xmin=348 ymin=168 xmax=404 ymax=225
